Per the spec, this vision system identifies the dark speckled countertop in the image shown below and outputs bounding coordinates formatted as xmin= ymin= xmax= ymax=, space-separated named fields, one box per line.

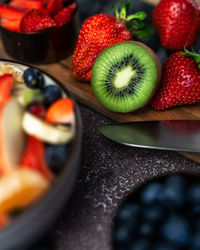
xmin=26 ymin=0 xmax=200 ymax=249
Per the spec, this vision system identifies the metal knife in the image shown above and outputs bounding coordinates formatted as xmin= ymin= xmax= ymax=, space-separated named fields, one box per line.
xmin=97 ymin=120 xmax=200 ymax=152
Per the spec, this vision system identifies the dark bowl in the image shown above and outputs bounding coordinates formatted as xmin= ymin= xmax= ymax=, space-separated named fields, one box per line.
xmin=0 ymin=59 xmax=82 ymax=250
xmin=0 ymin=2 xmax=79 ymax=64
xmin=112 ymin=171 xmax=200 ymax=250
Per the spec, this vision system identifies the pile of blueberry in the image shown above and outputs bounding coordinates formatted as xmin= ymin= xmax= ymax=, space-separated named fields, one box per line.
xmin=113 ymin=174 xmax=200 ymax=250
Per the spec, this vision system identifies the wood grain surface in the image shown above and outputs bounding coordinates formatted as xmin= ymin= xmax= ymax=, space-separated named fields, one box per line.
xmin=1 ymin=38 xmax=200 ymax=164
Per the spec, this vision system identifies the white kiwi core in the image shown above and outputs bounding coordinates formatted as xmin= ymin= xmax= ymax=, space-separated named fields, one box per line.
xmin=114 ymin=66 xmax=136 ymax=89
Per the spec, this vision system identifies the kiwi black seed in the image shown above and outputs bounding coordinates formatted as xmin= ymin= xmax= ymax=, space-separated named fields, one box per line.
xmin=91 ymin=41 xmax=161 ymax=113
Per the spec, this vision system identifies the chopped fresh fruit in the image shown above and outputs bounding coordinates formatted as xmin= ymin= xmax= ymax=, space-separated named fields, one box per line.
xmin=0 ymin=168 xmax=49 ymax=214
xmin=0 ymin=100 xmax=26 ymax=176
xmin=45 ymin=145 xmax=68 ymax=173
xmin=0 ymin=4 xmax=24 ymax=32
xmin=72 ymin=1 xmax=152 ymax=82
xmin=22 ymin=112 xmax=75 ymax=144
xmin=45 ymin=98 xmax=74 ymax=124
xmin=24 ymin=89 xmax=44 ymax=107
xmin=43 ymin=85 xmax=62 ymax=107
xmin=0 ymin=214 xmax=9 ymax=229
xmin=91 ymin=41 xmax=161 ymax=113
xmin=0 ymin=74 xmax=13 ymax=105
xmin=45 ymin=0 xmax=64 ymax=16
xmin=1 ymin=18 xmax=21 ymax=32
xmin=20 ymin=9 xmax=56 ymax=33
xmin=152 ymin=0 xmax=200 ymax=51
xmin=151 ymin=50 xmax=200 ymax=110
xmin=21 ymin=136 xmax=53 ymax=180
xmin=27 ymin=103 xmax=46 ymax=118
xmin=23 ymin=67 xmax=44 ymax=89
xmin=0 ymin=4 xmax=24 ymax=20
xmin=54 ymin=2 xmax=77 ymax=27
xmin=0 ymin=63 xmax=23 ymax=84
xmin=9 ymin=0 xmax=44 ymax=12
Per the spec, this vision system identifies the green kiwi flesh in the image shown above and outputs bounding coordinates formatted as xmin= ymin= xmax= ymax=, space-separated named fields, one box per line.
xmin=91 ymin=41 xmax=161 ymax=113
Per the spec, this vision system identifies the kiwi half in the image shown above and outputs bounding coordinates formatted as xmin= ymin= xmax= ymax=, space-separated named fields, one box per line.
xmin=91 ymin=41 xmax=161 ymax=113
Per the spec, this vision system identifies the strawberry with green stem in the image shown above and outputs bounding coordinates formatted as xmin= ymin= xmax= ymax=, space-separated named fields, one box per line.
xmin=72 ymin=0 xmax=153 ymax=82
xmin=151 ymin=49 xmax=200 ymax=110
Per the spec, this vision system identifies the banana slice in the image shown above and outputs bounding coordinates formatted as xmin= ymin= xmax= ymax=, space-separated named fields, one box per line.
xmin=22 ymin=112 xmax=75 ymax=144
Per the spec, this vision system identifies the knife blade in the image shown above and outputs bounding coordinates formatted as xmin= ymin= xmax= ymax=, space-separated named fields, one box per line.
xmin=97 ymin=120 xmax=200 ymax=152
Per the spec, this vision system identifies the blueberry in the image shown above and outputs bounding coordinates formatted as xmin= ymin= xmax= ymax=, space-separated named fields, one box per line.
xmin=152 ymin=242 xmax=178 ymax=250
xmin=137 ymin=221 xmax=156 ymax=238
xmin=140 ymin=182 xmax=162 ymax=205
xmin=161 ymin=184 xmax=185 ymax=208
xmin=116 ymin=202 xmax=140 ymax=225
xmin=43 ymin=85 xmax=62 ymax=107
xmin=161 ymin=214 xmax=191 ymax=247
xmin=23 ymin=67 xmax=44 ymax=89
xmin=128 ymin=239 xmax=150 ymax=250
xmin=45 ymin=145 xmax=68 ymax=173
xmin=188 ymin=184 xmax=200 ymax=205
xmin=113 ymin=225 xmax=132 ymax=244
xmin=165 ymin=175 xmax=187 ymax=188
xmin=142 ymin=205 xmax=164 ymax=222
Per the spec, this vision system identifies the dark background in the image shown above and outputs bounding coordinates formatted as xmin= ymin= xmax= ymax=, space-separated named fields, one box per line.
xmin=29 ymin=1 xmax=200 ymax=250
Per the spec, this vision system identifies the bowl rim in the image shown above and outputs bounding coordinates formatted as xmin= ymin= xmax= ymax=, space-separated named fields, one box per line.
xmin=0 ymin=58 xmax=82 ymax=250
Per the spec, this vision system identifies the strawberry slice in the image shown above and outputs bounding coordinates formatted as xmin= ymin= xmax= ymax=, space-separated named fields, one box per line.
xmin=45 ymin=0 xmax=64 ymax=16
xmin=0 ymin=4 xmax=24 ymax=20
xmin=21 ymin=136 xmax=54 ymax=180
xmin=0 ymin=214 xmax=9 ymax=229
xmin=0 ymin=74 xmax=13 ymax=105
xmin=20 ymin=9 xmax=56 ymax=33
xmin=45 ymin=98 xmax=74 ymax=124
xmin=1 ymin=18 xmax=21 ymax=32
xmin=54 ymin=2 xmax=77 ymax=27
xmin=9 ymin=0 xmax=44 ymax=12
xmin=0 ymin=4 xmax=24 ymax=31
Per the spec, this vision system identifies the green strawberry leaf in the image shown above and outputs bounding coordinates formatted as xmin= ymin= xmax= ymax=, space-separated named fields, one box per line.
xmin=182 ymin=48 xmax=200 ymax=68
xmin=126 ymin=11 xmax=147 ymax=21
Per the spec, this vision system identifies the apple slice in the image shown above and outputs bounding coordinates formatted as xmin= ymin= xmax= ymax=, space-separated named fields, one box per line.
xmin=22 ymin=112 xmax=75 ymax=144
xmin=0 ymin=168 xmax=49 ymax=214
xmin=0 ymin=99 xmax=26 ymax=175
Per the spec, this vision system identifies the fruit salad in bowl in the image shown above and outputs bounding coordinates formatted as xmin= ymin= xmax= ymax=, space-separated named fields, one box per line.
xmin=0 ymin=60 xmax=82 ymax=250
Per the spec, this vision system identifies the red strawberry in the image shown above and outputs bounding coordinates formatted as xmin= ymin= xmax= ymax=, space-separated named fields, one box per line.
xmin=9 ymin=0 xmax=44 ymax=12
xmin=72 ymin=1 xmax=152 ymax=82
xmin=151 ymin=50 xmax=200 ymax=110
xmin=20 ymin=9 xmax=56 ymax=33
xmin=54 ymin=2 xmax=77 ymax=27
xmin=21 ymin=136 xmax=54 ymax=180
xmin=0 ymin=74 xmax=13 ymax=105
xmin=152 ymin=0 xmax=200 ymax=51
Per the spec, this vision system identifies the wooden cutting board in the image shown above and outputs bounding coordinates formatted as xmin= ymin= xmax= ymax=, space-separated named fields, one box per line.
xmin=0 ymin=39 xmax=200 ymax=164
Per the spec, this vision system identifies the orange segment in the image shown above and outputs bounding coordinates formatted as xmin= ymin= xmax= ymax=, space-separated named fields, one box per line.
xmin=45 ymin=98 xmax=74 ymax=124
xmin=0 ymin=168 xmax=50 ymax=214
